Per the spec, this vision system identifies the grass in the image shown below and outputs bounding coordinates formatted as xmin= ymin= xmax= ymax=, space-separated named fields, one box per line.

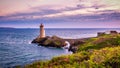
xmin=77 ymin=34 xmax=120 ymax=52
xmin=25 ymin=34 xmax=120 ymax=68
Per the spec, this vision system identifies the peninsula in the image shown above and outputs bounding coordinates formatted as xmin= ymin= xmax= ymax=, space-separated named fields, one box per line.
xmin=32 ymin=24 xmax=120 ymax=53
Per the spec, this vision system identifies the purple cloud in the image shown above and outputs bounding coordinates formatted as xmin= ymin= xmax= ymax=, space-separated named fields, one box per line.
xmin=0 ymin=5 xmax=120 ymax=26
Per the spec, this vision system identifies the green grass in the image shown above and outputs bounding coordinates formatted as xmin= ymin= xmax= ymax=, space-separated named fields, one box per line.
xmin=25 ymin=34 xmax=120 ymax=68
xmin=77 ymin=34 xmax=120 ymax=52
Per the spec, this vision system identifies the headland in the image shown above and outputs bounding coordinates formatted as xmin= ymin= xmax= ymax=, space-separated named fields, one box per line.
xmin=24 ymin=24 xmax=120 ymax=68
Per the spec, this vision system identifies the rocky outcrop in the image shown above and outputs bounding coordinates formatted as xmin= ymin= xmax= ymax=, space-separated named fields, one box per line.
xmin=66 ymin=39 xmax=86 ymax=53
xmin=32 ymin=35 xmax=87 ymax=53
xmin=32 ymin=36 xmax=66 ymax=48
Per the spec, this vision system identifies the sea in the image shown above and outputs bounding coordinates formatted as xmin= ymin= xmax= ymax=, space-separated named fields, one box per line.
xmin=0 ymin=28 xmax=120 ymax=67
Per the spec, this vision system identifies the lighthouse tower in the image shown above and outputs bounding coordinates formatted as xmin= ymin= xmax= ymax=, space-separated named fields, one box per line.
xmin=40 ymin=23 xmax=45 ymax=38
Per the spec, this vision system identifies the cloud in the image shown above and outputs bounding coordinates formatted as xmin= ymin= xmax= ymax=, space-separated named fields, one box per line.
xmin=0 ymin=1 xmax=120 ymax=24
xmin=0 ymin=5 xmax=85 ymax=20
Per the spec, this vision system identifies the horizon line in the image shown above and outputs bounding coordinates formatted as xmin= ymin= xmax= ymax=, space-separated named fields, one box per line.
xmin=0 ymin=27 xmax=120 ymax=29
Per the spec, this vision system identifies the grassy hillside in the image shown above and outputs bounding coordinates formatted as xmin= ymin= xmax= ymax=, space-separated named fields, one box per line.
xmin=77 ymin=34 xmax=120 ymax=52
xmin=25 ymin=34 xmax=120 ymax=68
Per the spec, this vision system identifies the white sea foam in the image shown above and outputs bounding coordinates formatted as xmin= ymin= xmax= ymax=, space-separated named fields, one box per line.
xmin=62 ymin=41 xmax=73 ymax=54
xmin=63 ymin=41 xmax=70 ymax=49
xmin=28 ymin=41 xmax=31 ymax=44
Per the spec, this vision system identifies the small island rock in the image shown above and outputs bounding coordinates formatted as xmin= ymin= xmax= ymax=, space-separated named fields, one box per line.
xmin=32 ymin=36 xmax=66 ymax=48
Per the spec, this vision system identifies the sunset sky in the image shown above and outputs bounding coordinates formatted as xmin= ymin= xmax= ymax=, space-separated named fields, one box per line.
xmin=0 ymin=0 xmax=120 ymax=28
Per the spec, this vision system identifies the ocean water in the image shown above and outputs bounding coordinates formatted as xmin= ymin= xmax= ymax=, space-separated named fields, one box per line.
xmin=0 ymin=28 xmax=120 ymax=67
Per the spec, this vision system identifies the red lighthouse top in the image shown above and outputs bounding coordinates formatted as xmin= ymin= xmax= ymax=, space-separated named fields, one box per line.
xmin=40 ymin=23 xmax=44 ymax=27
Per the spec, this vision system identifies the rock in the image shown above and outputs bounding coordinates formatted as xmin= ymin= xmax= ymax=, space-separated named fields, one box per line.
xmin=32 ymin=35 xmax=66 ymax=48
xmin=68 ymin=40 xmax=85 ymax=53
xmin=32 ymin=36 xmax=50 ymax=43
xmin=97 ymin=32 xmax=105 ymax=36
xmin=68 ymin=46 xmax=78 ymax=53
xmin=72 ymin=40 xmax=85 ymax=46
xmin=32 ymin=35 xmax=87 ymax=52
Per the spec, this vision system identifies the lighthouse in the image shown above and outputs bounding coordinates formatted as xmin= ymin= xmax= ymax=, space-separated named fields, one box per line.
xmin=40 ymin=23 xmax=45 ymax=38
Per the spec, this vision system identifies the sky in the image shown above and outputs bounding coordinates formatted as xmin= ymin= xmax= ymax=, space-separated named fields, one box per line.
xmin=0 ymin=0 xmax=120 ymax=28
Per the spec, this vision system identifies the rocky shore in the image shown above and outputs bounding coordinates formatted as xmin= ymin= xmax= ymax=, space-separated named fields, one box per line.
xmin=32 ymin=35 xmax=89 ymax=53
xmin=32 ymin=30 xmax=120 ymax=53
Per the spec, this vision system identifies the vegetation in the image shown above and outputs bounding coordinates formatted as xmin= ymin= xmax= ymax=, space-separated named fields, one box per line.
xmin=77 ymin=34 xmax=120 ymax=51
xmin=25 ymin=34 xmax=120 ymax=68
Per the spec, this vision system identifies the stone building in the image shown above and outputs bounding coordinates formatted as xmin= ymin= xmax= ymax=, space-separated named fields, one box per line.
xmin=110 ymin=31 xmax=118 ymax=35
